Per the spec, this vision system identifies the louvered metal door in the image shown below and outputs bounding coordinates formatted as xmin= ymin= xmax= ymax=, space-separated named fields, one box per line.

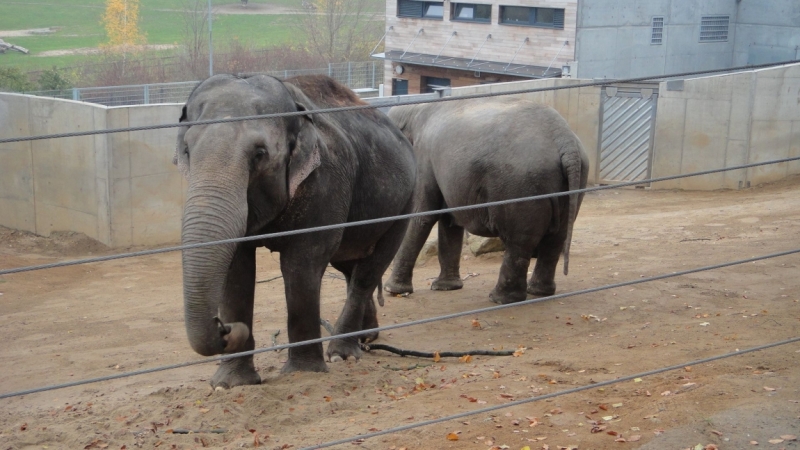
xmin=598 ymin=86 xmax=658 ymax=184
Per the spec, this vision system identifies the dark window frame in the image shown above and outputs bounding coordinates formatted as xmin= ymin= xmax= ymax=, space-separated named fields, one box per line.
xmin=451 ymin=2 xmax=492 ymax=23
xmin=499 ymin=5 xmax=565 ymax=29
xmin=397 ymin=0 xmax=444 ymax=20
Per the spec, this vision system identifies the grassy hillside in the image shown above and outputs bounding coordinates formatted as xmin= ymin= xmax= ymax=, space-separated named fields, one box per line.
xmin=0 ymin=0 xmax=313 ymax=72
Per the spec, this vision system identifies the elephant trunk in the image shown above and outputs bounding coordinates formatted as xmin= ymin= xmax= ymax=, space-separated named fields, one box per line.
xmin=181 ymin=173 xmax=249 ymax=356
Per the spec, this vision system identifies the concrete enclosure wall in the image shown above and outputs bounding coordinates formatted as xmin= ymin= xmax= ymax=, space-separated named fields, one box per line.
xmin=0 ymin=94 xmax=184 ymax=247
xmin=2 ymin=63 xmax=798 ymax=247
xmin=651 ymin=62 xmax=800 ymax=190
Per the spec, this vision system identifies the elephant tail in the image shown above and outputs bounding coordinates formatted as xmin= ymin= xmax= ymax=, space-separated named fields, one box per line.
xmin=560 ymin=143 xmax=589 ymax=276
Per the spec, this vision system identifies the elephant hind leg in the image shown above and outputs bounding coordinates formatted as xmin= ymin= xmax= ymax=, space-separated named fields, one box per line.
xmin=489 ymin=241 xmax=534 ymax=305
xmin=432 ymin=219 xmax=464 ymax=291
xmin=327 ymin=218 xmax=410 ymax=362
xmin=528 ymin=201 xmax=570 ymax=296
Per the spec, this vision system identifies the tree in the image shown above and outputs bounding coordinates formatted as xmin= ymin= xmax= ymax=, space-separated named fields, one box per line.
xmin=38 ymin=67 xmax=73 ymax=90
xmin=298 ymin=0 xmax=383 ymax=62
xmin=178 ymin=0 xmax=210 ymax=77
xmin=102 ymin=0 xmax=146 ymax=48
xmin=0 ymin=67 xmax=35 ymax=92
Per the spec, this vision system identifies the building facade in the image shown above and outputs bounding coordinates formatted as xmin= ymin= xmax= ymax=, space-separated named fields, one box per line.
xmin=375 ymin=0 xmax=800 ymax=94
xmin=574 ymin=0 xmax=800 ymax=79
xmin=376 ymin=0 xmax=577 ymax=95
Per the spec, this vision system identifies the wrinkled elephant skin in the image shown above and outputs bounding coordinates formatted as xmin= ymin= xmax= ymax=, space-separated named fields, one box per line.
xmin=384 ymin=97 xmax=589 ymax=305
xmin=175 ymin=75 xmax=415 ymax=389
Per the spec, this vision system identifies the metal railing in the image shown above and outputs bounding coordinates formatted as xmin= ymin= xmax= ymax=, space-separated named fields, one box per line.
xmin=23 ymin=61 xmax=382 ymax=107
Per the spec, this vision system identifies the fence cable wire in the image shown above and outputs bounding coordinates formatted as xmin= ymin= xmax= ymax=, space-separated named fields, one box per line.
xmin=0 ymin=59 xmax=798 ymax=146
xmin=2 ymin=155 xmax=799 ymax=277
xmin=2 ymin=246 xmax=798 ymax=400
xmin=300 ymin=336 xmax=800 ymax=449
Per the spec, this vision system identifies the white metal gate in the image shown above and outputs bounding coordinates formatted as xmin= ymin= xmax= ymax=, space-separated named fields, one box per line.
xmin=598 ymin=86 xmax=658 ymax=184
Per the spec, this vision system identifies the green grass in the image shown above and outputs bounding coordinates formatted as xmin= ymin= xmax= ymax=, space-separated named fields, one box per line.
xmin=0 ymin=0 xmax=323 ymax=72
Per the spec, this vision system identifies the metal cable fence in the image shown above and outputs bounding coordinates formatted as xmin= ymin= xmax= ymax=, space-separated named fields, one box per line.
xmin=23 ymin=61 xmax=382 ymax=107
xmin=2 ymin=59 xmax=799 ymax=448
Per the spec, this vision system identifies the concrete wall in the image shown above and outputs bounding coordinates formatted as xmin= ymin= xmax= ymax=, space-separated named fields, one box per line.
xmin=2 ymin=64 xmax=797 ymax=245
xmin=0 ymin=93 xmax=184 ymax=247
xmin=575 ymin=0 xmax=738 ymax=79
xmin=651 ymin=62 xmax=800 ymax=190
xmin=733 ymin=0 xmax=800 ymax=66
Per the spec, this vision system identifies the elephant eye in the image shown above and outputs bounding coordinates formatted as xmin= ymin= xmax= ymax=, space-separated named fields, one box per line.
xmin=253 ymin=147 xmax=267 ymax=162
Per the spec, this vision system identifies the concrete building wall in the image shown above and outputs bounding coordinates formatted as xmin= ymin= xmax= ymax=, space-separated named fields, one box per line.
xmin=575 ymin=0 xmax=738 ymax=79
xmin=732 ymin=0 xmax=800 ymax=66
xmin=651 ymin=62 xmax=800 ymax=190
xmin=0 ymin=93 xmax=185 ymax=247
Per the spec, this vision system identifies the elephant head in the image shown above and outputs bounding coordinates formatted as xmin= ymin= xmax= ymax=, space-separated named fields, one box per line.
xmin=174 ymin=74 xmax=322 ymax=356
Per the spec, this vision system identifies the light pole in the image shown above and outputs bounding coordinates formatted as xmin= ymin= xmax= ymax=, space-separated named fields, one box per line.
xmin=208 ymin=0 xmax=213 ymax=77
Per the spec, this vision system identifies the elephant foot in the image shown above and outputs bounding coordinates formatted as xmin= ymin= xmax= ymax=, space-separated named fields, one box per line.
xmin=431 ymin=276 xmax=463 ymax=291
xmin=527 ymin=280 xmax=556 ymax=297
xmin=489 ymin=287 xmax=527 ymax=305
xmin=326 ymin=338 xmax=363 ymax=363
xmin=281 ymin=356 xmax=328 ymax=374
xmin=384 ymin=277 xmax=413 ymax=295
xmin=210 ymin=357 xmax=261 ymax=389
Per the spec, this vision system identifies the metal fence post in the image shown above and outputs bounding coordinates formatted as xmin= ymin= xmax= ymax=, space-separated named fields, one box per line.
xmin=347 ymin=62 xmax=352 ymax=87
xmin=143 ymin=85 xmax=150 ymax=105
xmin=72 ymin=88 xmax=79 ymax=101
xmin=372 ymin=61 xmax=376 ymax=88
xmin=328 ymin=63 xmax=332 ymax=77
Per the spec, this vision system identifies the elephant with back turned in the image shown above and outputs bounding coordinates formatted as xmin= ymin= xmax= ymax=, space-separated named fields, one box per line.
xmin=173 ymin=74 xmax=415 ymax=389
xmin=384 ymin=97 xmax=589 ymax=305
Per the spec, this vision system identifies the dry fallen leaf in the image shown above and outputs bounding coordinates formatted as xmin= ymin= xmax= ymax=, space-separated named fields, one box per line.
xmin=781 ymin=435 xmax=797 ymax=440
xmin=764 ymin=387 xmax=777 ymax=392
xmin=446 ymin=432 xmax=459 ymax=441
xmin=471 ymin=319 xmax=481 ymax=329
xmin=629 ymin=435 xmax=641 ymax=442
xmin=459 ymin=355 xmax=473 ymax=363
xmin=323 ymin=396 xmax=332 ymax=402
xmin=768 ymin=438 xmax=784 ymax=444
xmin=433 ymin=352 xmax=441 ymax=363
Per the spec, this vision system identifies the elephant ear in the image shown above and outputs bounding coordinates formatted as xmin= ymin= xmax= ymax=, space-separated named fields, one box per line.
xmin=173 ymin=106 xmax=190 ymax=178
xmin=287 ymin=101 xmax=322 ymax=199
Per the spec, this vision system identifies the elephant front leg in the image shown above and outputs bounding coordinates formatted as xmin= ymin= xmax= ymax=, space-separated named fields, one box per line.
xmin=432 ymin=220 xmax=464 ymax=291
xmin=281 ymin=248 xmax=329 ymax=374
xmin=211 ymin=244 xmax=262 ymax=389
xmin=489 ymin=242 xmax=532 ymax=305
xmin=384 ymin=216 xmax=437 ymax=295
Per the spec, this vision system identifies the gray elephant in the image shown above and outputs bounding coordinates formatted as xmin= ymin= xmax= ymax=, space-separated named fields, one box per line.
xmin=384 ymin=97 xmax=588 ymax=305
xmin=173 ymin=74 xmax=415 ymax=388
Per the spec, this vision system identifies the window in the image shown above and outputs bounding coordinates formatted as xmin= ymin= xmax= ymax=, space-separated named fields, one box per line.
xmin=423 ymin=76 xmax=451 ymax=94
xmin=392 ymin=79 xmax=409 ymax=96
xmin=452 ymin=3 xmax=491 ymax=23
xmin=500 ymin=6 xmax=564 ymax=29
xmin=651 ymin=17 xmax=664 ymax=44
xmin=699 ymin=15 xmax=729 ymax=42
xmin=398 ymin=0 xmax=444 ymax=19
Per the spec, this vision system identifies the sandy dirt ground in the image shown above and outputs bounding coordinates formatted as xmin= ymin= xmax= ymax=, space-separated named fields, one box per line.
xmin=1 ymin=178 xmax=799 ymax=450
